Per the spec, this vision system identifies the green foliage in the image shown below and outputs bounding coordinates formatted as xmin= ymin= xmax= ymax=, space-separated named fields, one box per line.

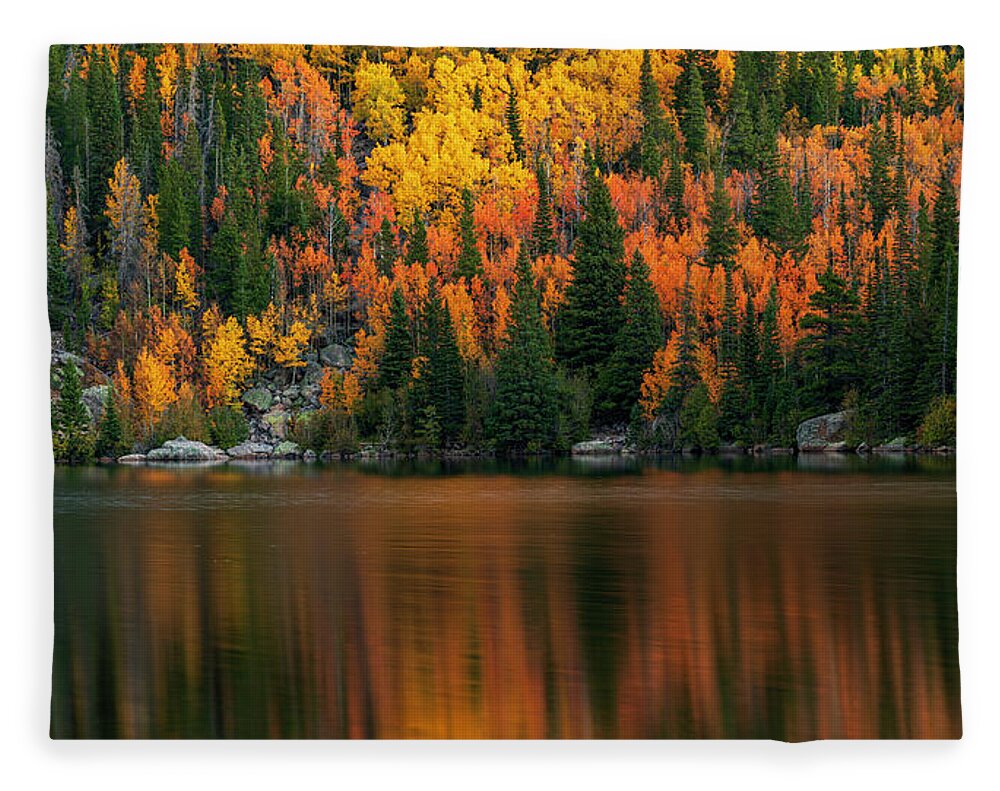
xmin=152 ymin=391 xmax=211 ymax=449
xmin=95 ymin=389 xmax=128 ymax=459
xmin=638 ymin=50 xmax=669 ymax=179
xmin=556 ymin=166 xmax=626 ymax=374
xmin=679 ymin=383 xmax=720 ymax=452
xmin=456 ymin=188 xmax=483 ymax=279
xmin=374 ymin=217 xmax=399 ymax=277
xmin=52 ymin=362 xmax=93 ymax=464
xmin=679 ymin=60 xmax=707 ymax=171
xmin=506 ymin=86 xmax=525 ymax=161
xmin=405 ymin=210 xmax=429 ymax=266
xmin=379 ymin=288 xmax=414 ymax=391
xmin=593 ymin=250 xmax=663 ymax=424
xmin=423 ymin=289 xmax=466 ymax=444
xmin=918 ymin=395 xmax=956 ymax=447
xmin=555 ymin=371 xmax=592 ymax=451
xmin=531 ymin=165 xmax=557 ymax=257
xmin=491 ymin=245 xmax=558 ymax=453
xmin=209 ymin=405 xmax=249 ymax=449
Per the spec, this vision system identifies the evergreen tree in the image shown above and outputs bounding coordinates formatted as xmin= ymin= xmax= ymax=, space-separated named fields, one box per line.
xmin=663 ymin=141 xmax=687 ymax=228
xmin=53 ymin=362 xmax=92 ymax=464
xmin=491 ymin=245 xmax=558 ymax=452
xmin=797 ymin=267 xmax=863 ymax=413
xmin=556 ymin=166 xmax=626 ymax=374
xmin=737 ymin=282 xmax=761 ymax=437
xmin=423 ymin=289 xmax=466 ymax=443
xmin=378 ymin=288 xmax=413 ymax=391
xmin=928 ymin=168 xmax=959 ymax=397
xmin=85 ymin=47 xmax=123 ymax=249
xmin=374 ymin=217 xmax=399 ymax=277
xmin=638 ymin=50 xmax=669 ymax=179
xmin=716 ymin=266 xmax=741 ymax=441
xmin=531 ymin=165 xmax=557 ymax=257
xmin=506 ymin=85 xmax=525 ymax=161
xmin=456 ymin=188 xmax=483 ymax=279
xmin=752 ymin=107 xmax=799 ymax=255
xmin=679 ymin=61 xmax=708 ymax=170
xmin=866 ymin=116 xmax=893 ymax=235
xmin=593 ymin=250 xmax=664 ymax=424
xmin=725 ymin=66 xmax=755 ymax=172
xmin=158 ymin=157 xmax=197 ymax=258
xmin=705 ymin=171 xmax=738 ymax=271
xmin=656 ymin=265 xmax=700 ymax=449
xmin=405 ymin=210 xmax=429 ymax=266
xmin=95 ymin=388 xmax=126 ymax=459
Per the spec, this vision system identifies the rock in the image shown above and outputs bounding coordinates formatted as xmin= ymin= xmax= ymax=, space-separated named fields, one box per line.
xmin=242 ymin=386 xmax=273 ymax=413
xmin=226 ymin=441 xmax=273 ymax=459
xmin=82 ymin=384 xmax=111 ymax=425
xmin=303 ymin=449 xmax=317 ymax=463
xmin=273 ymin=440 xmax=302 ymax=459
xmin=146 ymin=436 xmax=228 ymax=462
xmin=319 ymin=342 xmax=354 ymax=369
xmin=303 ymin=361 xmax=324 ymax=386
xmin=873 ymin=436 xmax=909 ymax=453
xmin=117 ymin=453 xmax=147 ymax=464
xmin=282 ymin=385 xmax=301 ymax=402
xmin=796 ymin=411 xmax=853 ymax=452
xmin=571 ymin=439 xmax=620 ymax=456
xmin=263 ymin=408 xmax=290 ymax=439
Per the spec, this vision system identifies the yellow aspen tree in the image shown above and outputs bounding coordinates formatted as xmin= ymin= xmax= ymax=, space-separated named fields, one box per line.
xmin=174 ymin=247 xmax=199 ymax=312
xmin=246 ymin=303 xmax=281 ymax=367
xmin=203 ymin=316 xmax=254 ymax=407
xmin=132 ymin=347 xmax=177 ymax=438
xmin=273 ymin=320 xmax=312 ymax=382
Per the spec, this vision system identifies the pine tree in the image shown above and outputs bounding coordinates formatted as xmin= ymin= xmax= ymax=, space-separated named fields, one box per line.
xmin=53 ymin=362 xmax=92 ymax=464
xmin=491 ymin=244 xmax=558 ymax=452
xmin=405 ymin=210 xmax=429 ymax=266
xmin=726 ymin=65 xmax=755 ymax=172
xmin=158 ymin=157 xmax=197 ymax=258
xmin=928 ymin=167 xmax=959 ymax=397
xmin=638 ymin=50 xmax=669 ymax=179
xmin=531 ymin=165 xmax=557 ymax=257
xmin=95 ymin=388 xmax=126 ymax=459
xmin=663 ymin=141 xmax=687 ymax=229
xmin=423 ymin=289 xmax=466 ymax=444
xmin=737 ymin=282 xmax=761 ymax=438
xmin=656 ymin=265 xmax=700 ymax=450
xmin=379 ymin=288 xmax=413 ymax=391
xmin=506 ymin=85 xmax=525 ymax=161
xmin=705 ymin=171 xmax=738 ymax=271
xmin=374 ymin=217 xmax=399 ymax=277
xmin=752 ymin=107 xmax=799 ymax=255
xmin=867 ymin=116 xmax=893 ymax=235
xmin=593 ymin=250 xmax=664 ymax=424
xmin=556 ymin=166 xmax=626 ymax=374
xmin=717 ymin=266 xmax=742 ymax=441
xmin=456 ymin=188 xmax=482 ymax=279
xmin=85 ymin=48 xmax=123 ymax=249
xmin=797 ymin=267 xmax=863 ymax=413
xmin=679 ymin=61 xmax=708 ymax=171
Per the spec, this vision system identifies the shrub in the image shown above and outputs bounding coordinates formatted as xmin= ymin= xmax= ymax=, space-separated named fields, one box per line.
xmin=209 ymin=405 xmax=249 ymax=449
xmin=917 ymin=395 xmax=956 ymax=448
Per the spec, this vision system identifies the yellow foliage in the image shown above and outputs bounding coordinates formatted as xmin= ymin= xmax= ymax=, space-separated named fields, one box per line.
xmin=174 ymin=247 xmax=199 ymax=311
xmin=274 ymin=320 xmax=311 ymax=370
xmin=203 ymin=316 xmax=254 ymax=407
xmin=246 ymin=303 xmax=281 ymax=363
xmin=353 ymin=60 xmax=406 ymax=143
xmin=132 ymin=347 xmax=177 ymax=432
xmin=639 ymin=333 xmax=680 ymax=420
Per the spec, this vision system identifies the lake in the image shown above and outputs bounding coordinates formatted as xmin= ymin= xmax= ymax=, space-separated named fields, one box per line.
xmin=51 ymin=455 xmax=960 ymax=739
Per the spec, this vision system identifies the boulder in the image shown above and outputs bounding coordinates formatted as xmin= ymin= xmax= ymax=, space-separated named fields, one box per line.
xmin=873 ymin=436 xmax=909 ymax=453
xmin=241 ymin=386 xmax=273 ymax=413
xmin=226 ymin=441 xmax=274 ymax=460
xmin=571 ymin=439 xmax=620 ymax=456
xmin=263 ymin=408 xmax=290 ymax=439
xmin=303 ymin=361 xmax=324 ymax=386
xmin=82 ymin=384 xmax=111 ymax=425
xmin=273 ymin=440 xmax=302 ymax=459
xmin=796 ymin=411 xmax=853 ymax=452
xmin=146 ymin=436 xmax=228 ymax=462
xmin=319 ymin=342 xmax=354 ymax=369
xmin=117 ymin=453 xmax=147 ymax=464
xmin=303 ymin=449 xmax=317 ymax=463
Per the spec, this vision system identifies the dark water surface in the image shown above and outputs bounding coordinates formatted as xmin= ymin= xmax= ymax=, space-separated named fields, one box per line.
xmin=51 ymin=455 xmax=960 ymax=739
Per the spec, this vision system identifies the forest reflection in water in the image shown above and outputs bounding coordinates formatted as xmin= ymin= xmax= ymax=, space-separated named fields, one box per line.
xmin=51 ymin=455 xmax=960 ymax=739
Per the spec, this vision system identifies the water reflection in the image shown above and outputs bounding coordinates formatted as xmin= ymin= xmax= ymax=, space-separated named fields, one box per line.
xmin=52 ymin=458 xmax=960 ymax=739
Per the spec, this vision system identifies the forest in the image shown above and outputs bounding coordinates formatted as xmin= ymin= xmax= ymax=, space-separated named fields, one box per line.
xmin=46 ymin=44 xmax=962 ymax=461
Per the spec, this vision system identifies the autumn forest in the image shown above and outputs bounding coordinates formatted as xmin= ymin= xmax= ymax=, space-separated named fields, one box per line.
xmin=46 ymin=44 xmax=963 ymax=461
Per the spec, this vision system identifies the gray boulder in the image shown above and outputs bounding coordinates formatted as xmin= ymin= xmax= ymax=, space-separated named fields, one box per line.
xmin=319 ymin=342 xmax=354 ymax=369
xmin=303 ymin=449 xmax=317 ymax=463
xmin=226 ymin=441 xmax=274 ymax=459
xmin=242 ymin=386 xmax=273 ymax=413
xmin=117 ymin=453 xmax=147 ymax=464
xmin=146 ymin=436 xmax=228 ymax=462
xmin=873 ymin=436 xmax=909 ymax=453
xmin=796 ymin=411 xmax=853 ymax=452
xmin=571 ymin=439 xmax=620 ymax=456
xmin=82 ymin=384 xmax=111 ymax=425
xmin=263 ymin=408 xmax=290 ymax=439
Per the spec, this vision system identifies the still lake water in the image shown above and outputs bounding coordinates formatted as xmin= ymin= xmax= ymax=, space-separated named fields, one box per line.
xmin=51 ymin=455 xmax=960 ymax=740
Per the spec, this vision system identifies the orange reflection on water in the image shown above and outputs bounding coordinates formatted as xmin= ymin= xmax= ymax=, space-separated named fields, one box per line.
xmin=52 ymin=463 xmax=961 ymax=739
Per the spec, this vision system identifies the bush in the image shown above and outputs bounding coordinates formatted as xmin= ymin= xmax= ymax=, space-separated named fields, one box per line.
xmin=152 ymin=386 xmax=210 ymax=448
xmin=918 ymin=395 xmax=956 ymax=447
xmin=555 ymin=371 xmax=592 ymax=451
xmin=679 ymin=384 xmax=720 ymax=452
xmin=209 ymin=405 xmax=249 ymax=449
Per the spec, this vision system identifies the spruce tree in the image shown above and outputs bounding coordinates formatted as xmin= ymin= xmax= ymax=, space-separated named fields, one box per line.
xmin=456 ymin=188 xmax=483 ymax=279
xmin=705 ymin=171 xmax=738 ymax=271
xmin=593 ymin=250 xmax=664 ymax=424
xmin=531 ymin=165 xmax=557 ymax=257
xmin=679 ymin=61 xmax=708 ymax=171
xmin=95 ymin=388 xmax=126 ymax=459
xmin=374 ymin=217 xmax=399 ymax=277
xmin=85 ymin=48 xmax=123 ymax=249
xmin=423 ymin=289 xmax=466 ymax=444
xmin=556 ymin=166 xmax=626 ymax=374
xmin=928 ymin=168 xmax=959 ymax=397
xmin=657 ymin=266 xmax=700 ymax=450
xmin=638 ymin=50 xmax=669 ymax=179
xmin=378 ymin=288 xmax=413 ymax=391
xmin=506 ymin=86 xmax=525 ymax=161
xmin=866 ymin=116 xmax=892 ymax=235
xmin=716 ymin=266 xmax=742 ymax=441
xmin=53 ymin=362 xmax=92 ymax=464
xmin=726 ymin=67 xmax=755 ymax=172
xmin=752 ymin=107 xmax=799 ymax=255
xmin=405 ymin=210 xmax=429 ymax=266
xmin=491 ymin=245 xmax=558 ymax=452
